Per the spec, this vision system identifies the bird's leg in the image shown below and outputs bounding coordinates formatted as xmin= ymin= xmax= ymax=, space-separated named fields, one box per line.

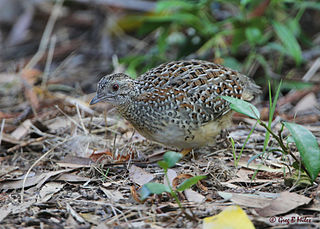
xmin=181 ymin=148 xmax=192 ymax=157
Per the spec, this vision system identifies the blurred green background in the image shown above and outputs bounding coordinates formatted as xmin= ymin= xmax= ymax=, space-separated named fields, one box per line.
xmin=113 ymin=0 xmax=319 ymax=91
xmin=1 ymin=0 xmax=319 ymax=92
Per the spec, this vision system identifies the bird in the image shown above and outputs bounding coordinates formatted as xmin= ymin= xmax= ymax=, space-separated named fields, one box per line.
xmin=90 ymin=59 xmax=260 ymax=156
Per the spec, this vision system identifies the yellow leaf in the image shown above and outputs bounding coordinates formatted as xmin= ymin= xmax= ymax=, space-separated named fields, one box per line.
xmin=203 ymin=205 xmax=255 ymax=229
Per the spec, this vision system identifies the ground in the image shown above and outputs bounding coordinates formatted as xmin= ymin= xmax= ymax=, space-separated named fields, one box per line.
xmin=0 ymin=0 xmax=320 ymax=228
xmin=1 ymin=97 xmax=319 ymax=228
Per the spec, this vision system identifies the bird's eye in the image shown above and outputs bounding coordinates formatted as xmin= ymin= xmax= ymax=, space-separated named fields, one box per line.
xmin=112 ymin=84 xmax=119 ymax=91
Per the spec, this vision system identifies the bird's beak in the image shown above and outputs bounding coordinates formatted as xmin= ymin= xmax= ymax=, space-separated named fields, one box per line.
xmin=90 ymin=95 xmax=102 ymax=105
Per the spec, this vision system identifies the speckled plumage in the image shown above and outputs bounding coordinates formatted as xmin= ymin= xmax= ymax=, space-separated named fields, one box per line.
xmin=90 ymin=60 xmax=260 ymax=149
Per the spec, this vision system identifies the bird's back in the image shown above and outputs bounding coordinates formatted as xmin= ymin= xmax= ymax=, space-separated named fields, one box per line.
xmin=96 ymin=59 xmax=260 ymax=149
xmin=133 ymin=60 xmax=259 ymax=127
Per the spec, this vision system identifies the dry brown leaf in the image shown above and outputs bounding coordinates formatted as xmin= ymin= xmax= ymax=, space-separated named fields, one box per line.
xmin=278 ymin=85 xmax=320 ymax=106
xmin=229 ymin=193 xmax=273 ymax=208
xmin=0 ymin=133 xmax=22 ymax=145
xmin=301 ymin=199 xmax=320 ymax=212
xmin=237 ymin=161 xmax=288 ymax=173
xmin=100 ymin=186 xmax=124 ymax=202
xmin=0 ymin=111 xmax=17 ymax=119
xmin=0 ymin=200 xmax=36 ymax=223
xmin=0 ymin=205 xmax=12 ymax=223
xmin=0 ymin=169 xmax=73 ymax=190
xmin=10 ymin=119 xmax=32 ymax=140
xmin=184 ymin=189 xmax=205 ymax=203
xmin=57 ymin=155 xmax=92 ymax=168
xmin=79 ymin=213 xmax=100 ymax=225
xmin=130 ymin=185 xmax=144 ymax=203
xmin=0 ymin=166 xmax=18 ymax=179
xmin=293 ymin=93 xmax=317 ymax=113
xmin=89 ymin=147 xmax=135 ymax=162
xmin=256 ymin=191 xmax=312 ymax=217
xmin=129 ymin=164 xmax=154 ymax=186
xmin=54 ymin=92 xmax=95 ymax=115
xmin=89 ymin=150 xmax=113 ymax=162
xmin=46 ymin=116 xmax=72 ymax=132
xmin=66 ymin=203 xmax=86 ymax=224
xmin=164 ymin=169 xmax=177 ymax=187
xmin=102 ymin=180 xmax=123 ymax=188
xmin=37 ymin=182 xmax=65 ymax=203
xmin=224 ymin=168 xmax=282 ymax=186
xmin=7 ymin=136 xmax=46 ymax=153
xmin=57 ymin=173 xmax=90 ymax=182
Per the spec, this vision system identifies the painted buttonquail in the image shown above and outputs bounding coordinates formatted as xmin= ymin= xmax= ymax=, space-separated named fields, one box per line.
xmin=90 ymin=60 xmax=260 ymax=155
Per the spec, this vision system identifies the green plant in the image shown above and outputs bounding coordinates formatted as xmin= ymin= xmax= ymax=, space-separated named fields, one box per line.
xmin=263 ymin=81 xmax=282 ymax=156
xmin=94 ymin=166 xmax=110 ymax=182
xmin=230 ymin=121 xmax=257 ymax=167
xmin=221 ymin=94 xmax=320 ymax=183
xmin=139 ymin=151 xmax=206 ymax=221
xmin=117 ymin=0 xmax=320 ymax=80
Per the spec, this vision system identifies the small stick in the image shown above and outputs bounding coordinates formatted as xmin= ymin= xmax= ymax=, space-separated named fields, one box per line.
xmin=21 ymin=137 xmax=68 ymax=203
xmin=7 ymin=136 xmax=47 ymax=153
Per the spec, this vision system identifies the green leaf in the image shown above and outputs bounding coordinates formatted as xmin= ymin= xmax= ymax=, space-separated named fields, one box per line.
xmin=220 ymin=96 xmax=260 ymax=120
xmin=176 ymin=175 xmax=206 ymax=192
xmin=240 ymin=0 xmax=251 ymax=7
xmin=163 ymin=151 xmax=182 ymax=168
xmin=286 ymin=135 xmax=295 ymax=143
xmin=264 ymin=42 xmax=287 ymax=54
xmin=287 ymin=19 xmax=300 ymax=37
xmin=139 ymin=183 xmax=171 ymax=200
xmin=231 ymin=28 xmax=247 ymax=54
xmin=284 ymin=167 xmax=312 ymax=188
xmin=283 ymin=122 xmax=320 ymax=182
xmin=121 ymin=55 xmax=146 ymax=79
xmin=245 ymin=27 xmax=262 ymax=46
xmin=223 ymin=57 xmax=242 ymax=71
xmin=281 ymin=81 xmax=313 ymax=90
xmin=157 ymin=27 xmax=169 ymax=55
xmin=145 ymin=13 xmax=200 ymax=25
xmin=156 ymin=0 xmax=197 ymax=12
xmin=157 ymin=160 xmax=169 ymax=170
xmin=299 ymin=1 xmax=320 ymax=10
xmin=273 ymin=21 xmax=302 ymax=65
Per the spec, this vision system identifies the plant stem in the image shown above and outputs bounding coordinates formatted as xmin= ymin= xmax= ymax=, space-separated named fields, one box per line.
xmin=258 ymin=120 xmax=289 ymax=153
xmin=258 ymin=120 xmax=312 ymax=179
xmin=165 ymin=172 xmax=197 ymax=222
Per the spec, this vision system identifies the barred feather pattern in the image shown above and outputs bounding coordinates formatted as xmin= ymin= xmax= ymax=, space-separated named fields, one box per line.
xmin=94 ymin=60 xmax=260 ymax=148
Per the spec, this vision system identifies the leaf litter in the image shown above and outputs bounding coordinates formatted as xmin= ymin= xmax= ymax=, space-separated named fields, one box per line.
xmin=0 ymin=1 xmax=319 ymax=228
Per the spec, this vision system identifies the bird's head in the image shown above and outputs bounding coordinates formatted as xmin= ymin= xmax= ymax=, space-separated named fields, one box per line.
xmin=90 ymin=73 xmax=135 ymax=106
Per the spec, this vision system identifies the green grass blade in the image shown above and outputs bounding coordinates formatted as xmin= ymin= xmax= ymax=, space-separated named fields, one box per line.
xmin=237 ymin=121 xmax=258 ymax=166
xmin=230 ymin=137 xmax=237 ymax=167
xmin=272 ymin=21 xmax=302 ymax=65
xmin=263 ymin=81 xmax=282 ymax=154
